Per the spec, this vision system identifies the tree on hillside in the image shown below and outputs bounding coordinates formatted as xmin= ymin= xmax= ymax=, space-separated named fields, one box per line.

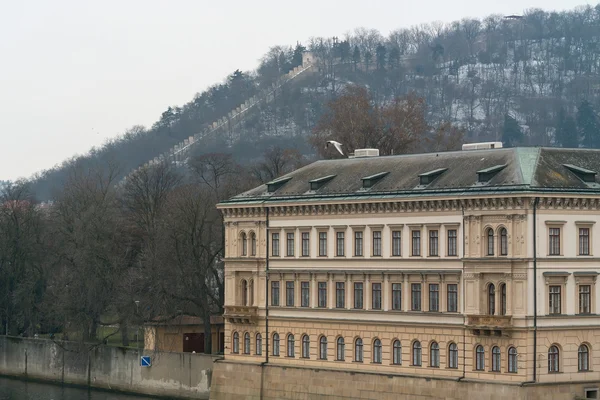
xmin=555 ymin=108 xmax=579 ymax=148
xmin=352 ymin=46 xmax=361 ymax=71
xmin=250 ymin=146 xmax=307 ymax=183
xmin=577 ymin=100 xmax=600 ymax=148
xmin=311 ymin=85 xmax=462 ymax=157
xmin=502 ymin=115 xmax=524 ymax=147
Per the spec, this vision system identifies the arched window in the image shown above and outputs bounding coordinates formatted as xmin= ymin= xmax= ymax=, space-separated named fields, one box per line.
xmin=232 ymin=332 xmax=239 ymax=354
xmin=508 ymin=347 xmax=518 ymax=373
xmin=488 ymin=284 xmax=496 ymax=315
xmin=499 ymin=228 xmax=508 ymax=256
xmin=392 ymin=340 xmax=402 ymax=365
xmin=475 ymin=345 xmax=485 ymax=371
xmin=373 ymin=339 xmax=382 ymax=364
xmin=301 ymin=335 xmax=310 ymax=358
xmin=492 ymin=346 xmax=501 ymax=372
xmin=337 ymin=337 xmax=345 ymax=361
xmin=430 ymin=342 xmax=440 ymax=367
xmin=248 ymin=280 xmax=254 ymax=307
xmin=272 ymin=333 xmax=280 ymax=356
xmin=319 ymin=336 xmax=328 ymax=360
xmin=412 ymin=341 xmax=422 ymax=366
xmin=500 ymin=283 xmax=506 ymax=316
xmin=250 ymin=232 xmax=256 ymax=256
xmin=487 ymin=228 xmax=494 ymax=256
xmin=241 ymin=280 xmax=248 ymax=306
xmin=287 ymin=334 xmax=295 ymax=357
xmin=355 ymin=338 xmax=363 ymax=362
xmin=243 ymin=332 xmax=250 ymax=354
xmin=241 ymin=232 xmax=247 ymax=256
xmin=448 ymin=343 xmax=458 ymax=369
xmin=548 ymin=345 xmax=559 ymax=373
xmin=578 ymin=344 xmax=589 ymax=372
xmin=256 ymin=333 xmax=262 ymax=355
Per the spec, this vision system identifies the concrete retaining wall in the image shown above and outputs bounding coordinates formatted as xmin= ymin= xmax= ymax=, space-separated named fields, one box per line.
xmin=0 ymin=336 xmax=219 ymax=399
xmin=210 ymin=360 xmax=600 ymax=400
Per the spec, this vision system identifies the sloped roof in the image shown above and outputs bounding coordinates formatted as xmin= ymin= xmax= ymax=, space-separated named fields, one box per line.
xmin=219 ymin=147 xmax=600 ymax=205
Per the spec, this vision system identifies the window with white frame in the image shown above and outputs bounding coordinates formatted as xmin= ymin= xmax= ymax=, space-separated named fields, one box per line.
xmin=301 ymin=281 xmax=310 ymax=307
xmin=336 ymin=282 xmax=345 ymax=308
xmin=579 ymin=227 xmax=590 ymax=255
xmin=393 ymin=340 xmax=402 ymax=365
xmin=412 ymin=230 xmax=421 ymax=256
xmin=508 ymin=347 xmax=518 ymax=373
xmin=286 ymin=232 xmax=294 ymax=256
xmin=549 ymin=227 xmax=561 ymax=255
xmin=429 ymin=284 xmax=439 ymax=312
xmin=318 ymin=232 xmax=327 ymax=256
xmin=301 ymin=335 xmax=310 ymax=358
xmin=373 ymin=339 xmax=382 ymax=364
xmin=354 ymin=282 xmax=364 ymax=309
xmin=392 ymin=231 xmax=402 ymax=256
xmin=272 ymin=333 xmax=280 ymax=356
xmin=448 ymin=343 xmax=458 ymax=369
xmin=392 ymin=283 xmax=402 ymax=310
xmin=318 ymin=282 xmax=327 ymax=308
xmin=475 ymin=345 xmax=485 ymax=371
xmin=354 ymin=231 xmax=363 ymax=256
xmin=285 ymin=281 xmax=294 ymax=307
xmin=548 ymin=345 xmax=559 ymax=373
xmin=430 ymin=342 xmax=440 ymax=367
xmin=447 ymin=284 xmax=458 ymax=312
xmin=412 ymin=341 xmax=422 ymax=366
xmin=256 ymin=333 xmax=262 ymax=355
xmin=336 ymin=231 xmax=345 ymax=256
xmin=492 ymin=346 xmax=501 ymax=372
xmin=372 ymin=230 xmax=382 ymax=256
xmin=337 ymin=337 xmax=345 ymax=361
xmin=429 ymin=230 xmax=439 ymax=256
xmin=372 ymin=282 xmax=382 ymax=310
xmin=301 ymin=232 xmax=310 ymax=256
xmin=271 ymin=233 xmax=280 ymax=256
xmin=354 ymin=338 xmax=363 ymax=362
xmin=447 ymin=229 xmax=457 ymax=256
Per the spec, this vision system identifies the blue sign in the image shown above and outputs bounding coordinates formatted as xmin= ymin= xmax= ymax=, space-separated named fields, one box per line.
xmin=140 ymin=356 xmax=151 ymax=367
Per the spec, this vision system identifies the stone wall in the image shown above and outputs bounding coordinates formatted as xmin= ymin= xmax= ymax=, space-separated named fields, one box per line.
xmin=210 ymin=360 xmax=600 ymax=400
xmin=0 ymin=336 xmax=220 ymax=399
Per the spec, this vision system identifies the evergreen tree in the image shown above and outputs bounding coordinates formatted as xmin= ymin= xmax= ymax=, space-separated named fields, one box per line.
xmin=338 ymin=40 xmax=351 ymax=63
xmin=502 ymin=114 xmax=524 ymax=147
xmin=292 ymin=43 xmax=306 ymax=67
xmin=376 ymin=44 xmax=387 ymax=70
xmin=555 ymin=108 xmax=578 ymax=148
xmin=352 ymin=46 xmax=361 ymax=72
xmin=577 ymin=100 xmax=600 ymax=148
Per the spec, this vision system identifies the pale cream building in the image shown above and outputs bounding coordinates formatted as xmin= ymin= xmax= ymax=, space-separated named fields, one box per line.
xmin=217 ymin=146 xmax=600 ymax=396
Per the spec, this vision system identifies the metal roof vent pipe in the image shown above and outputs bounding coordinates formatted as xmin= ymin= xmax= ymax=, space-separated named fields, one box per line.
xmin=353 ymin=148 xmax=380 ymax=158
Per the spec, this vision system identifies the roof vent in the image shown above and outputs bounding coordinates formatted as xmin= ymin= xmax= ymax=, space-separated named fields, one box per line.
xmin=266 ymin=176 xmax=292 ymax=193
xmin=462 ymin=142 xmax=503 ymax=151
xmin=309 ymin=175 xmax=336 ymax=191
xmin=477 ymin=164 xmax=506 ymax=182
xmin=418 ymin=168 xmax=447 ymax=185
xmin=563 ymin=164 xmax=597 ymax=183
xmin=362 ymin=172 xmax=389 ymax=189
xmin=353 ymin=148 xmax=380 ymax=158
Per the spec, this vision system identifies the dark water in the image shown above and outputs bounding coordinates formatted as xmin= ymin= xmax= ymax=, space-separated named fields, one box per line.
xmin=0 ymin=377 xmax=160 ymax=400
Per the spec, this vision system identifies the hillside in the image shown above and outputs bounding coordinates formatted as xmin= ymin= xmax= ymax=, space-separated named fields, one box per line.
xmin=29 ymin=4 xmax=600 ymax=200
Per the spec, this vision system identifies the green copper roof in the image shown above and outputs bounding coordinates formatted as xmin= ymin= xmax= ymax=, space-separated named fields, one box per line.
xmin=516 ymin=147 xmax=540 ymax=185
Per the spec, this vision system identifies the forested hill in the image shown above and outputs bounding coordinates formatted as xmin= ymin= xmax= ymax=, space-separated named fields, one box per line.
xmin=30 ymin=4 xmax=600 ymax=200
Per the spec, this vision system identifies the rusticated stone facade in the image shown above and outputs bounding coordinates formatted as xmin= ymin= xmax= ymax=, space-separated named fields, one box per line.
xmin=215 ymin=147 xmax=600 ymax=399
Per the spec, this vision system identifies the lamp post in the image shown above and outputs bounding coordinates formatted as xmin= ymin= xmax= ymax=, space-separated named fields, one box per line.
xmin=134 ymin=300 xmax=140 ymax=351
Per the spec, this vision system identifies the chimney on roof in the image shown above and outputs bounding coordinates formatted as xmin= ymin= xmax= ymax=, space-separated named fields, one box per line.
xmin=351 ymin=148 xmax=380 ymax=158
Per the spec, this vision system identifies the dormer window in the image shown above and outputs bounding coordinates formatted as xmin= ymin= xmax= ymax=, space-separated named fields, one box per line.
xmin=477 ymin=165 xmax=506 ymax=183
xmin=418 ymin=168 xmax=447 ymax=186
xmin=309 ymin=175 xmax=336 ymax=191
xmin=563 ymin=164 xmax=597 ymax=183
xmin=266 ymin=176 xmax=292 ymax=193
xmin=361 ymin=172 xmax=389 ymax=189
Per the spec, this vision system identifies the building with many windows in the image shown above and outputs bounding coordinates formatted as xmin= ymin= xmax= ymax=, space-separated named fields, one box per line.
xmin=216 ymin=146 xmax=600 ymax=397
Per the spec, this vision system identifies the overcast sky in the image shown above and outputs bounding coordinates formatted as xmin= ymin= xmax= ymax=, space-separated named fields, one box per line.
xmin=0 ymin=0 xmax=595 ymax=180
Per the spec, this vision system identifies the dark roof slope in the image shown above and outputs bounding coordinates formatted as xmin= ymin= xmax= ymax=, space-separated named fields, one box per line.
xmin=220 ymin=147 xmax=600 ymax=205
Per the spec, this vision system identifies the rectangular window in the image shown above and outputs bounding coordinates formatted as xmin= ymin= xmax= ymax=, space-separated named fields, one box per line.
xmin=447 ymin=229 xmax=457 ymax=256
xmin=318 ymin=282 xmax=327 ymax=308
xmin=301 ymin=281 xmax=310 ymax=307
xmin=579 ymin=228 xmax=590 ymax=256
xmin=372 ymin=231 xmax=382 ymax=256
xmin=271 ymin=281 xmax=280 ymax=306
xmin=447 ymin=284 xmax=458 ymax=312
xmin=372 ymin=283 xmax=382 ymax=309
xmin=392 ymin=283 xmax=402 ymax=310
xmin=392 ymin=231 xmax=402 ymax=256
xmin=336 ymin=232 xmax=345 ymax=256
xmin=336 ymin=282 xmax=345 ymax=308
xmin=549 ymin=285 xmax=561 ymax=314
xmin=579 ymin=285 xmax=591 ymax=314
xmin=354 ymin=282 xmax=364 ymax=309
xmin=549 ymin=228 xmax=561 ymax=255
xmin=301 ymin=232 xmax=310 ymax=257
xmin=429 ymin=284 xmax=439 ymax=311
xmin=286 ymin=232 xmax=294 ymax=256
xmin=412 ymin=230 xmax=421 ymax=256
xmin=319 ymin=232 xmax=327 ymax=256
xmin=429 ymin=230 xmax=439 ymax=256
xmin=354 ymin=231 xmax=363 ymax=256
xmin=286 ymin=281 xmax=294 ymax=306
xmin=411 ymin=283 xmax=422 ymax=311
xmin=272 ymin=233 xmax=280 ymax=257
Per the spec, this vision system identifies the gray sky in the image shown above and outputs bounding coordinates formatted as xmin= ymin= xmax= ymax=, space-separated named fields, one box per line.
xmin=0 ymin=0 xmax=595 ymax=180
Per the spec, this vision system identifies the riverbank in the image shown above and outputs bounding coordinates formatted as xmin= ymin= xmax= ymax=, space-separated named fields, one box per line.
xmin=0 ymin=336 xmax=220 ymax=399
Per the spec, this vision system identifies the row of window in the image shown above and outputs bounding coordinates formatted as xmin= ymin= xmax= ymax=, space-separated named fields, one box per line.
xmin=270 ymin=280 xmax=459 ymax=312
xmin=269 ymin=228 xmax=458 ymax=258
xmin=232 ymin=332 xmax=593 ymax=374
xmin=548 ymin=284 xmax=593 ymax=315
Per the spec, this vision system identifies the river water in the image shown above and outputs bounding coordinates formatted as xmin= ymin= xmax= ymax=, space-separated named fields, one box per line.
xmin=0 ymin=377 xmax=159 ymax=400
